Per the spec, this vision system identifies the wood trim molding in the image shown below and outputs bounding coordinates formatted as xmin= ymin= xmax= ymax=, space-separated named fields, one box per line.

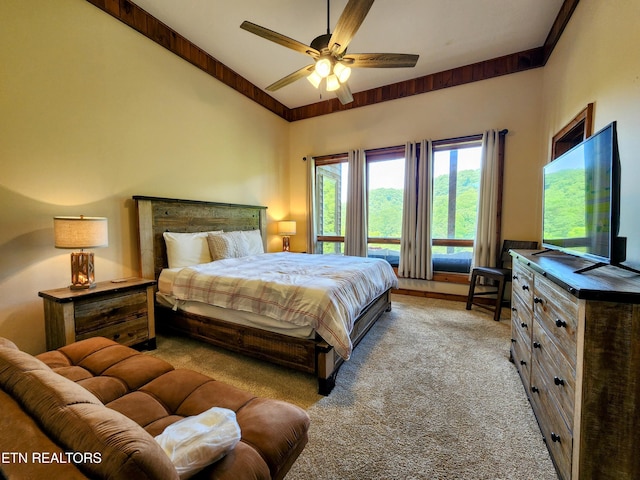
xmin=86 ymin=0 xmax=291 ymax=119
xmin=289 ymin=49 xmax=545 ymax=121
xmin=543 ymin=0 xmax=580 ymax=63
xmin=551 ymin=102 xmax=594 ymax=159
xmin=86 ymin=0 xmax=577 ymax=122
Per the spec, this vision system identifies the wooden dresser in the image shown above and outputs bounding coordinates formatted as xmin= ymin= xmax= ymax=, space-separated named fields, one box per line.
xmin=510 ymin=250 xmax=640 ymax=480
xmin=39 ymin=278 xmax=156 ymax=350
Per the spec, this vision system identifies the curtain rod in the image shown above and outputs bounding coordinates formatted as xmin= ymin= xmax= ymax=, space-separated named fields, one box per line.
xmin=308 ymin=129 xmax=509 ymax=160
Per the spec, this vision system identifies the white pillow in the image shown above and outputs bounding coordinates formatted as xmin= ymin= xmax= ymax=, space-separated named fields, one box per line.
xmin=207 ymin=231 xmax=250 ymax=260
xmin=164 ymin=231 xmax=223 ymax=268
xmin=241 ymin=229 xmax=264 ymax=255
xmin=155 ymin=407 xmax=241 ymax=479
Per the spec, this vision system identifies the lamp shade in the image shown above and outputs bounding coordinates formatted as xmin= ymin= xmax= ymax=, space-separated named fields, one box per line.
xmin=325 ymin=74 xmax=340 ymax=92
xmin=277 ymin=221 xmax=297 ymax=236
xmin=315 ymin=58 xmax=332 ymax=78
xmin=54 ymin=216 xmax=108 ymax=249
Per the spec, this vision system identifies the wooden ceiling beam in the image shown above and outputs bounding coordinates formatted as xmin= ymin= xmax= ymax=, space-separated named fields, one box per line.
xmin=85 ymin=0 xmax=576 ymax=123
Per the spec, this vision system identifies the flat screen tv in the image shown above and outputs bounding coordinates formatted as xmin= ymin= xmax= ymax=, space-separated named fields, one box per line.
xmin=542 ymin=121 xmax=626 ymax=267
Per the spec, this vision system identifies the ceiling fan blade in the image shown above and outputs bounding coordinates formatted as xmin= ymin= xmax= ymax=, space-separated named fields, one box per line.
xmin=329 ymin=0 xmax=375 ymax=55
xmin=241 ymin=21 xmax=320 ymax=57
xmin=265 ymin=65 xmax=315 ymax=91
xmin=335 ymin=82 xmax=354 ymax=105
xmin=343 ymin=53 xmax=419 ymax=68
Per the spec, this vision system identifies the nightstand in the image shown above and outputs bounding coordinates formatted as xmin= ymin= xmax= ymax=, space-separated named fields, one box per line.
xmin=39 ymin=278 xmax=156 ymax=350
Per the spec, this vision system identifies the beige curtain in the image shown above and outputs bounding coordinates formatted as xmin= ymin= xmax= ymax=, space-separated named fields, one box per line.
xmin=345 ymin=149 xmax=367 ymax=257
xmin=399 ymin=140 xmax=433 ymax=279
xmin=472 ymin=130 xmax=501 ymax=270
xmin=305 ymin=155 xmax=317 ymax=253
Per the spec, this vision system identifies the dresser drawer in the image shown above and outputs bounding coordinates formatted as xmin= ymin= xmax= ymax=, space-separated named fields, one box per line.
xmin=532 ymin=321 xmax=575 ymax=430
xmin=511 ymin=321 xmax=531 ymax=389
xmin=74 ymin=290 xmax=149 ymax=335
xmin=533 ymin=277 xmax=578 ymax=364
xmin=512 ymin=262 xmax=534 ymax=306
xmin=511 ymin=293 xmax=532 ymax=345
xmin=529 ymin=369 xmax=573 ymax=480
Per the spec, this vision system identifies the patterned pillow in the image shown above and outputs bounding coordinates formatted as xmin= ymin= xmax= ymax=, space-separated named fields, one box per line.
xmin=207 ymin=231 xmax=250 ymax=260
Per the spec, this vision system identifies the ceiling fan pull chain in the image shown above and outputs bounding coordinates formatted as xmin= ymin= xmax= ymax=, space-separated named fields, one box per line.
xmin=327 ymin=0 xmax=331 ymax=35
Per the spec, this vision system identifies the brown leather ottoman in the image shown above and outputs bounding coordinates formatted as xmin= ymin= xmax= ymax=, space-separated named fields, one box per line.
xmin=37 ymin=337 xmax=310 ymax=480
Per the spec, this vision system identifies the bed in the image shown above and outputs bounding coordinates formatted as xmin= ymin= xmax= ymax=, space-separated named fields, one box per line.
xmin=133 ymin=195 xmax=397 ymax=394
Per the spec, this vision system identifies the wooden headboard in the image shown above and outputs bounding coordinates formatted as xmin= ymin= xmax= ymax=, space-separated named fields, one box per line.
xmin=133 ymin=196 xmax=268 ymax=280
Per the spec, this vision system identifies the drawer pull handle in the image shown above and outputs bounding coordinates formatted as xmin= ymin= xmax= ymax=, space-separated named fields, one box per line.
xmin=555 ymin=319 xmax=567 ymax=328
xmin=554 ymin=376 xmax=565 ymax=386
xmin=534 ymin=297 xmax=543 ymax=304
xmin=511 ymin=338 xmax=517 ymax=343
xmin=512 ymin=274 xmax=518 ymax=280
xmin=531 ymin=386 xmax=539 ymax=393
xmin=511 ymin=307 xmax=517 ymax=312
xmin=520 ymin=360 xmax=527 ymax=366
xmin=522 ymin=285 xmax=529 ymax=291
xmin=533 ymin=342 xmax=541 ymax=349
xmin=113 ymin=334 xmax=121 ymax=340
xmin=550 ymin=432 xmax=561 ymax=443
xmin=520 ymin=322 xmax=528 ymax=329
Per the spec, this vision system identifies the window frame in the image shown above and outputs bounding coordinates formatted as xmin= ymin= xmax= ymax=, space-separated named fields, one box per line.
xmin=431 ymin=134 xmax=483 ymax=254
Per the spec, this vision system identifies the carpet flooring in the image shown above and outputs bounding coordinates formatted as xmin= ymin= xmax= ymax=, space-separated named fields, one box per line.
xmin=148 ymin=294 xmax=558 ymax=480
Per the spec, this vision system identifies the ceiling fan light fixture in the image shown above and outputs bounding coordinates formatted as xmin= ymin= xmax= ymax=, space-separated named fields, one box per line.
xmin=307 ymin=70 xmax=322 ymax=88
xmin=326 ymin=74 xmax=340 ymax=92
xmin=333 ymin=62 xmax=351 ymax=83
xmin=315 ymin=57 xmax=332 ymax=78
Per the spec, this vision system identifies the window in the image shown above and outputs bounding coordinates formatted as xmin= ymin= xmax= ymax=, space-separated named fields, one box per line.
xmin=431 ymin=137 xmax=483 ymax=273
xmin=315 ymin=156 xmax=348 ymax=255
xmin=366 ymin=147 xmax=405 ymax=266
xmin=313 ymin=135 xmax=487 ymax=276
xmin=315 ymin=148 xmax=406 ymax=263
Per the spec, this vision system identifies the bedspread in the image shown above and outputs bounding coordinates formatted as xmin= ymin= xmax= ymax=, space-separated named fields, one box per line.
xmin=170 ymin=252 xmax=398 ymax=359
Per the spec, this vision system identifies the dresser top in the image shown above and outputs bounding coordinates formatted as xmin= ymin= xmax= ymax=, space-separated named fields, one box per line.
xmin=511 ymin=250 xmax=640 ymax=303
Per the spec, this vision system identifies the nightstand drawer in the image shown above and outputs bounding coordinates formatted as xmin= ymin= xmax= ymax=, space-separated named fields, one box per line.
xmin=76 ymin=316 xmax=149 ymax=346
xmin=74 ymin=290 xmax=148 ymax=335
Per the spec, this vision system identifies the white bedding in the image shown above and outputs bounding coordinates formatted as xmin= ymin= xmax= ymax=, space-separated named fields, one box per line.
xmin=160 ymin=252 xmax=398 ymax=360
xmin=156 ymin=292 xmax=316 ymax=339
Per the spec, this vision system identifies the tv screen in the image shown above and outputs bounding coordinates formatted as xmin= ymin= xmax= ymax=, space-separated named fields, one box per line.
xmin=542 ymin=122 xmax=625 ymax=264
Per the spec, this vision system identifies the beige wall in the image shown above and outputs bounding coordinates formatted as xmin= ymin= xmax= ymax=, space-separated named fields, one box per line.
xmin=0 ymin=0 xmax=290 ymax=354
xmin=541 ymin=0 xmax=640 ymax=267
xmin=2 ymin=0 xmax=638 ymax=353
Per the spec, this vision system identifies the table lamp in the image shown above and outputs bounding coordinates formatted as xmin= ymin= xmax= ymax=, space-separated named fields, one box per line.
xmin=54 ymin=216 xmax=108 ymax=289
xmin=277 ymin=221 xmax=296 ymax=252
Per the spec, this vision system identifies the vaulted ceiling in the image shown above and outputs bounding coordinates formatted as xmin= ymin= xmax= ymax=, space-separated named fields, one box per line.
xmin=87 ymin=0 xmax=579 ymax=121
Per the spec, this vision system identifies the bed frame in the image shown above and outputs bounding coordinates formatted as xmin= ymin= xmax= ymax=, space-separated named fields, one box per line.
xmin=133 ymin=195 xmax=392 ymax=394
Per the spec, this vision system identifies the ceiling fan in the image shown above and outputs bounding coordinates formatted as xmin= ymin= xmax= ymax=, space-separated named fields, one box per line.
xmin=240 ymin=0 xmax=419 ymax=105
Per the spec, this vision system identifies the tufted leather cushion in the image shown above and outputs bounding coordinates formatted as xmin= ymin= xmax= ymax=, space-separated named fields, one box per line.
xmin=0 ymin=344 xmax=179 ymax=480
xmin=37 ymin=337 xmax=310 ymax=480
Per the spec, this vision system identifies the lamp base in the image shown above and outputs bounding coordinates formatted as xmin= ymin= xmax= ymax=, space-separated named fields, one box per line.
xmin=282 ymin=236 xmax=290 ymax=252
xmin=70 ymin=252 xmax=96 ymax=290
xmin=70 ymin=283 xmax=96 ymax=290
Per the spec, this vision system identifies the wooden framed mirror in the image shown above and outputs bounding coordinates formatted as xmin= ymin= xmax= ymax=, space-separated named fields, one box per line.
xmin=551 ymin=103 xmax=594 ymax=160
